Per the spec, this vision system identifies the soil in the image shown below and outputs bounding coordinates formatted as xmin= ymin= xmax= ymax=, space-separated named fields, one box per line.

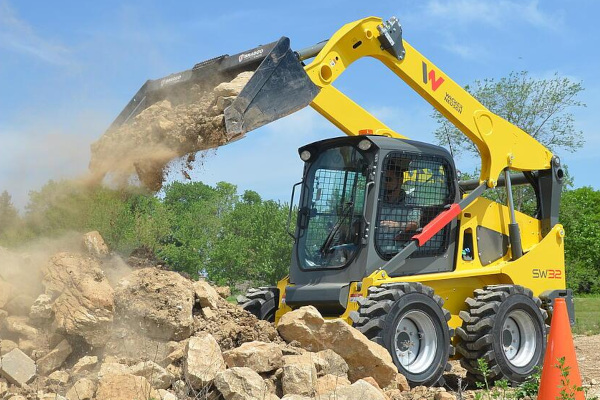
xmin=89 ymin=72 xmax=253 ymax=191
xmin=574 ymin=334 xmax=600 ymax=394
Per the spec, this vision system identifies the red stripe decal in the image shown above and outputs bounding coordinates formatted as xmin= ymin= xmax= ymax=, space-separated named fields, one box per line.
xmin=412 ymin=203 xmax=461 ymax=246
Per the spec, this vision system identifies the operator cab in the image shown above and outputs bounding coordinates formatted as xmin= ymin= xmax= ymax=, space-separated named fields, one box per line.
xmin=286 ymin=135 xmax=459 ymax=315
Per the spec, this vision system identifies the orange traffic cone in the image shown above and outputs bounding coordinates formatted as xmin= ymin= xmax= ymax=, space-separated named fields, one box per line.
xmin=538 ymin=298 xmax=583 ymax=400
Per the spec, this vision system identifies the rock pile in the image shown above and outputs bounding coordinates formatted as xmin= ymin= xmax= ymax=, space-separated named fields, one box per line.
xmin=0 ymin=232 xmax=461 ymax=400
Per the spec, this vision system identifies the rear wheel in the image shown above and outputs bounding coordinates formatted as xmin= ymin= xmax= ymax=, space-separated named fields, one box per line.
xmin=237 ymin=287 xmax=279 ymax=322
xmin=353 ymin=282 xmax=453 ymax=387
xmin=456 ymin=285 xmax=548 ymax=384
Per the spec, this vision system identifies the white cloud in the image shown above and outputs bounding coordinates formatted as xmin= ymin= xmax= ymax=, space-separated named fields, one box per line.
xmin=0 ymin=0 xmax=71 ymax=65
xmin=441 ymin=41 xmax=482 ymax=61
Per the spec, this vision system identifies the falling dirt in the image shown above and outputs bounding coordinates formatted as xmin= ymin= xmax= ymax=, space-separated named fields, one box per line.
xmin=88 ymin=72 xmax=253 ymax=191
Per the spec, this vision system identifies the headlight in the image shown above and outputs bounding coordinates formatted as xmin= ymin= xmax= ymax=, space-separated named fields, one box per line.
xmin=300 ymin=150 xmax=312 ymax=161
xmin=358 ymin=139 xmax=372 ymax=151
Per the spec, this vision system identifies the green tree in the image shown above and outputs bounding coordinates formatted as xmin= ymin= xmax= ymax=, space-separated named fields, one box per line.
xmin=158 ymin=181 xmax=237 ymax=277
xmin=208 ymin=190 xmax=293 ymax=286
xmin=433 ymin=71 xmax=585 ymax=212
xmin=0 ymin=190 xmax=25 ymax=245
xmin=22 ymin=180 xmax=166 ymax=253
xmin=560 ymin=187 xmax=600 ymax=293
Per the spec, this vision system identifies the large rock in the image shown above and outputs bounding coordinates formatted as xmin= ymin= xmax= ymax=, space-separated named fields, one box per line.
xmin=4 ymin=316 xmax=38 ymax=340
xmin=282 ymin=361 xmax=317 ymax=397
xmin=114 ymin=268 xmax=194 ymax=341
xmin=29 ymin=294 xmax=53 ymax=322
xmin=42 ymin=253 xmax=114 ymax=347
xmin=48 ymin=370 xmax=70 ymax=386
xmin=98 ymin=362 xmax=129 ymax=379
xmin=95 ymin=373 xmax=160 ymax=400
xmin=319 ymin=379 xmax=387 ymax=400
xmin=66 ymin=378 xmax=96 ymax=400
xmin=215 ymin=286 xmax=231 ymax=299
xmin=0 ymin=348 xmax=35 ymax=386
xmin=0 ymin=339 xmax=18 ymax=355
xmin=214 ymin=367 xmax=278 ymax=400
xmin=71 ymin=355 xmax=98 ymax=375
xmin=3 ymin=294 xmax=35 ymax=316
xmin=129 ymin=360 xmax=173 ymax=389
xmin=315 ymin=374 xmax=351 ymax=395
xmin=317 ymin=349 xmax=349 ymax=377
xmin=213 ymin=72 xmax=253 ymax=98
xmin=82 ymin=231 xmax=109 ymax=258
xmin=223 ymin=341 xmax=283 ymax=373
xmin=277 ymin=306 xmax=397 ymax=388
xmin=36 ymin=339 xmax=73 ymax=375
xmin=194 ymin=280 xmax=220 ymax=309
xmin=184 ymin=333 xmax=226 ymax=389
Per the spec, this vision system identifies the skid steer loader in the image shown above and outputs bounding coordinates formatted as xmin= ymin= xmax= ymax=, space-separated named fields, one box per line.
xmin=106 ymin=16 xmax=572 ymax=387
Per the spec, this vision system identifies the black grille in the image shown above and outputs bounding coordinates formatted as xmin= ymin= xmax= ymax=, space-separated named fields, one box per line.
xmin=375 ymin=152 xmax=453 ymax=259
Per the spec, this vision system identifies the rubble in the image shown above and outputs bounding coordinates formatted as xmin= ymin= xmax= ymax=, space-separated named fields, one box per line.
xmin=214 ymin=367 xmax=278 ymax=400
xmin=95 ymin=373 xmax=159 ymax=400
xmin=324 ymin=379 xmax=387 ymax=400
xmin=282 ymin=361 xmax=317 ymax=397
xmin=223 ymin=341 xmax=283 ymax=373
xmin=82 ymin=231 xmax=110 ymax=258
xmin=0 ymin=349 xmax=36 ymax=387
xmin=0 ymin=230 xmax=519 ymax=399
xmin=65 ymin=378 xmax=96 ymax=400
xmin=129 ymin=360 xmax=173 ymax=389
xmin=36 ymin=339 xmax=72 ymax=375
xmin=184 ymin=333 xmax=226 ymax=389
xmin=71 ymin=356 xmax=98 ymax=375
xmin=42 ymin=253 xmax=114 ymax=347
xmin=277 ymin=306 xmax=398 ymax=388
xmin=114 ymin=268 xmax=194 ymax=341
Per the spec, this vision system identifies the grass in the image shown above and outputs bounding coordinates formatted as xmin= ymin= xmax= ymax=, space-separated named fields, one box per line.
xmin=573 ymin=296 xmax=600 ymax=335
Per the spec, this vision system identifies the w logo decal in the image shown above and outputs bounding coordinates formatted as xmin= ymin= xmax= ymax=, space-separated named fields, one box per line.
xmin=422 ymin=62 xmax=445 ymax=91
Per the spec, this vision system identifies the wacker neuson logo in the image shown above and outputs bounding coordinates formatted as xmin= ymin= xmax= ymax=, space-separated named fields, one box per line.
xmin=160 ymin=74 xmax=183 ymax=87
xmin=239 ymin=49 xmax=264 ymax=63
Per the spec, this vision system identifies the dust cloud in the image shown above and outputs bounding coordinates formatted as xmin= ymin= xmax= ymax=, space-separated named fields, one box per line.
xmin=88 ymin=71 xmax=253 ymax=191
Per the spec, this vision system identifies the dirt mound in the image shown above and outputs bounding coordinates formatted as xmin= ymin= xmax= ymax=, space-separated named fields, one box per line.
xmin=9 ymin=232 xmax=599 ymax=400
xmin=89 ymin=72 xmax=252 ymax=191
xmin=194 ymin=293 xmax=280 ymax=351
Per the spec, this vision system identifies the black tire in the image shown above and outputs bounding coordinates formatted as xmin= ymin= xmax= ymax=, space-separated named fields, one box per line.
xmin=353 ymin=282 xmax=453 ymax=387
xmin=237 ymin=287 xmax=279 ymax=322
xmin=456 ymin=285 xmax=548 ymax=384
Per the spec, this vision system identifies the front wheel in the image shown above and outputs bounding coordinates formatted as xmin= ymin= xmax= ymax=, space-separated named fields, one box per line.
xmin=354 ymin=283 xmax=453 ymax=387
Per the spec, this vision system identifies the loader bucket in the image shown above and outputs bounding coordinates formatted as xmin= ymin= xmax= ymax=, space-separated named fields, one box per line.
xmin=106 ymin=37 xmax=319 ymax=139
xmin=224 ymin=37 xmax=320 ymax=138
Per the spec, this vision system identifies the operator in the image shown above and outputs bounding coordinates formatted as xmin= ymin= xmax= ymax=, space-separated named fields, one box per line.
xmin=379 ymin=158 xmax=421 ymax=247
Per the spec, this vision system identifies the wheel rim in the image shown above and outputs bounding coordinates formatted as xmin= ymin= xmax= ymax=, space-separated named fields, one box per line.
xmin=394 ymin=310 xmax=438 ymax=374
xmin=502 ymin=310 xmax=537 ymax=368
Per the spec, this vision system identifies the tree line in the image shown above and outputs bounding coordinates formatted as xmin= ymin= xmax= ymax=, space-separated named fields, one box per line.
xmin=1 ymin=180 xmax=599 ymax=293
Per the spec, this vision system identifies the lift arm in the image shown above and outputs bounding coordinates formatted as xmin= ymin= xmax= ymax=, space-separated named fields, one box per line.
xmin=303 ymin=17 xmax=554 ymax=187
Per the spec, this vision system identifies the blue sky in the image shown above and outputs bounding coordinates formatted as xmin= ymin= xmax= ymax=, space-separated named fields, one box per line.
xmin=0 ymin=0 xmax=598 ymax=208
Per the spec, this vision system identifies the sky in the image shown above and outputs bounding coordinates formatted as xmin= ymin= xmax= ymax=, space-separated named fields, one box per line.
xmin=0 ymin=0 xmax=598 ymax=209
